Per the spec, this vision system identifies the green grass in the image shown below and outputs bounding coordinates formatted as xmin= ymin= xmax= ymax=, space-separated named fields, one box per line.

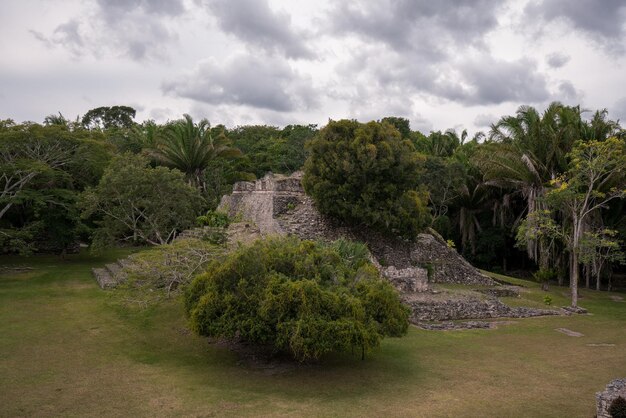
xmin=1 ymin=253 xmax=625 ymax=417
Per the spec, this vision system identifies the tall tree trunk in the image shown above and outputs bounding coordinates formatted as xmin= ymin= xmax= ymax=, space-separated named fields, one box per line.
xmin=571 ymin=251 xmax=579 ymax=307
xmin=557 ymin=253 xmax=565 ymax=286
xmin=596 ymin=271 xmax=601 ymax=291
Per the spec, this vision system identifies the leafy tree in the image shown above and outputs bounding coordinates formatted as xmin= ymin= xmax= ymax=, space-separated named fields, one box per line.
xmin=413 ymin=129 xmax=465 ymax=158
xmin=81 ymin=106 xmax=137 ymax=130
xmin=0 ymin=123 xmax=111 ymax=254
xmin=81 ymin=153 xmax=203 ymax=247
xmin=478 ymin=103 xmax=582 ymax=270
xmin=579 ymin=229 xmax=624 ymax=290
xmin=517 ymin=138 xmax=626 ymax=306
xmin=381 ymin=116 xmax=411 ymax=139
xmin=303 ymin=119 xmax=431 ymax=239
xmin=150 ymin=115 xmax=241 ymax=191
xmin=226 ymin=124 xmax=316 ymax=177
xmin=43 ymin=112 xmax=69 ymax=127
xmin=184 ymin=236 xmax=409 ymax=361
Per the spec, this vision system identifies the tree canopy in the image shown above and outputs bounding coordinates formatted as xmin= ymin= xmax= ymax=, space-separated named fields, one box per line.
xmin=80 ymin=153 xmax=203 ymax=248
xmin=303 ymin=119 xmax=431 ymax=239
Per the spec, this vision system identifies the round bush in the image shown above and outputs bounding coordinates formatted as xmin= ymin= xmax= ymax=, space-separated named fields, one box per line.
xmin=184 ymin=236 xmax=409 ymax=361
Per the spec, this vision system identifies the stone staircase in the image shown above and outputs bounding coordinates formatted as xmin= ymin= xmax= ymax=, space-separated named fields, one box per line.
xmin=92 ymin=259 xmax=129 ymax=289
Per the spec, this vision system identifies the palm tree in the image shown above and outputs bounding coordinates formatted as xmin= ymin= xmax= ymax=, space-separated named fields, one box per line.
xmin=477 ymin=103 xmax=579 ymax=270
xmin=149 ymin=114 xmax=241 ymax=191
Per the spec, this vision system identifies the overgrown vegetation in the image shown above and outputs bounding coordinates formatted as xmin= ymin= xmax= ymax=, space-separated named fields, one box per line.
xmin=184 ymin=236 xmax=409 ymax=361
xmin=116 ymin=238 xmax=225 ymax=306
xmin=1 ymin=102 xmax=625 ymax=303
xmin=302 ymin=119 xmax=431 ymax=239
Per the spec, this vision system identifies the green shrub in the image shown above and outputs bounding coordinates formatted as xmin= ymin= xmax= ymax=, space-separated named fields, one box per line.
xmin=196 ymin=210 xmax=230 ymax=228
xmin=609 ymin=396 xmax=626 ymax=418
xmin=533 ymin=268 xmax=556 ymax=284
xmin=184 ymin=236 xmax=409 ymax=361
xmin=543 ymin=295 xmax=552 ymax=306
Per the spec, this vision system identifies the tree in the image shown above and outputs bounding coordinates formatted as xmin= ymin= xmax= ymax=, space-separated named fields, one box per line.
xmin=303 ymin=119 xmax=431 ymax=239
xmin=479 ymin=103 xmax=581 ymax=270
xmin=81 ymin=106 xmax=136 ymax=130
xmin=81 ymin=153 xmax=203 ymax=247
xmin=0 ymin=123 xmax=114 ymax=255
xmin=518 ymin=137 xmax=626 ymax=306
xmin=0 ymin=124 xmax=78 ymax=220
xmin=150 ymin=115 xmax=241 ymax=190
xmin=579 ymin=229 xmax=624 ymax=290
xmin=43 ymin=112 xmax=69 ymax=127
xmin=381 ymin=117 xmax=411 ymax=139
xmin=184 ymin=236 xmax=409 ymax=361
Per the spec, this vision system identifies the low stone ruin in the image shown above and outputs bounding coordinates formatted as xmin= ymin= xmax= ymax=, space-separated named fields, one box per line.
xmin=596 ymin=378 xmax=626 ymax=418
xmin=403 ymin=293 xmax=560 ymax=322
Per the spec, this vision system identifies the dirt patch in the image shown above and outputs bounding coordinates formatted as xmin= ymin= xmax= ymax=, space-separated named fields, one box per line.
xmin=586 ymin=343 xmax=616 ymax=347
xmin=555 ymin=328 xmax=584 ymax=337
xmin=609 ymin=295 xmax=624 ymax=302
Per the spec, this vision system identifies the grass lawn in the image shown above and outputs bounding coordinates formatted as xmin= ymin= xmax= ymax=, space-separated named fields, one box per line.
xmin=1 ymin=251 xmax=625 ymax=417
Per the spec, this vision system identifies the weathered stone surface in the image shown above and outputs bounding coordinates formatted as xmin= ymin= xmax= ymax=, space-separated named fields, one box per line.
xmin=382 ymin=266 xmax=429 ymax=293
xmin=416 ymin=321 xmax=493 ymax=331
xmin=409 ymin=233 xmax=495 ymax=286
xmin=561 ymin=306 xmax=588 ymax=315
xmin=92 ymin=260 xmax=128 ymax=289
xmin=555 ymin=328 xmax=584 ymax=337
xmin=476 ymin=286 xmax=521 ymax=298
xmin=596 ymin=378 xmax=626 ymax=418
xmin=403 ymin=294 xmax=561 ymax=322
xmin=92 ymin=267 xmax=115 ymax=289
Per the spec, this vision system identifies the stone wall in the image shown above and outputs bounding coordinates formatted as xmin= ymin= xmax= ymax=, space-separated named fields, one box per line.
xmin=596 ymin=379 xmax=626 ymax=418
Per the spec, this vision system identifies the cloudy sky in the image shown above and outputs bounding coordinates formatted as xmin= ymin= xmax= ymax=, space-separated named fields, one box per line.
xmin=1 ymin=0 xmax=625 ymax=134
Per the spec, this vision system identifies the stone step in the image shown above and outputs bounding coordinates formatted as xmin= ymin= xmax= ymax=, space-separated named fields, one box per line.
xmin=92 ymin=268 xmax=116 ymax=289
xmin=118 ymin=258 xmax=133 ymax=269
xmin=104 ymin=262 xmax=127 ymax=285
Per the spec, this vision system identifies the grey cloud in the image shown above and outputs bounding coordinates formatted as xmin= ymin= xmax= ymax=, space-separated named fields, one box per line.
xmin=556 ymin=81 xmax=580 ymax=103
xmin=163 ymin=54 xmax=317 ymax=112
xmin=526 ymin=0 xmax=626 ymax=51
xmin=328 ymin=1 xmax=548 ymax=107
xmin=331 ymin=0 xmax=502 ymax=58
xmin=31 ymin=0 xmax=184 ymax=61
xmin=30 ymin=19 xmax=85 ymax=57
xmin=474 ymin=114 xmax=497 ymax=128
xmin=97 ymin=0 xmax=185 ymax=21
xmin=410 ymin=114 xmax=434 ymax=135
xmin=449 ymin=58 xmax=550 ymax=105
xmin=611 ymin=97 xmax=626 ymax=123
xmin=206 ymin=0 xmax=313 ymax=59
xmin=546 ymin=52 xmax=570 ymax=68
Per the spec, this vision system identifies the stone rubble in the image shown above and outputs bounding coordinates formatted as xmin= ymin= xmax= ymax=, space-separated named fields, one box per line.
xmin=596 ymin=379 xmax=626 ymax=418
